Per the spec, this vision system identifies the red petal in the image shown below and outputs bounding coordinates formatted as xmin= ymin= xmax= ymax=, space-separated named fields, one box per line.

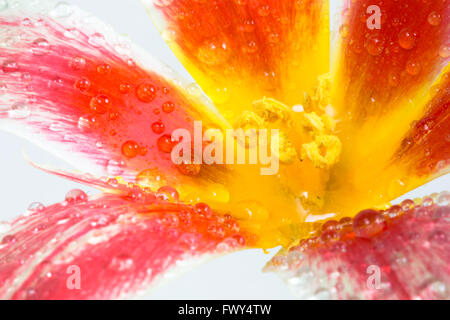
xmin=266 ymin=193 xmax=450 ymax=300
xmin=144 ymin=0 xmax=330 ymax=122
xmin=0 ymin=188 xmax=252 ymax=299
xmin=0 ymin=2 xmax=226 ymax=187
xmin=333 ymin=0 xmax=449 ymax=119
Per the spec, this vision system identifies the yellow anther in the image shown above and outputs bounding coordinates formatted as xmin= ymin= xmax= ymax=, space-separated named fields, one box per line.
xmin=252 ymin=97 xmax=292 ymax=124
xmin=271 ymin=130 xmax=297 ymax=164
xmin=301 ymin=134 xmax=342 ymax=169
xmin=301 ymin=112 xmax=325 ymax=133
xmin=234 ymin=110 xmax=265 ymax=130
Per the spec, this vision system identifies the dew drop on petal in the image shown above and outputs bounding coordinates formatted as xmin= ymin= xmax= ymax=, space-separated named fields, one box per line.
xmin=427 ymin=11 xmax=441 ymax=26
xmin=75 ymin=78 xmax=91 ymax=93
xmin=65 ymin=189 xmax=88 ymax=204
xmin=121 ymin=140 xmax=140 ymax=158
xmin=398 ymin=29 xmax=417 ymax=50
xmin=0 ymin=221 xmax=11 ymax=234
xmin=8 ymin=102 xmax=30 ymax=119
xmin=2 ymin=59 xmax=19 ymax=73
xmin=197 ymin=38 xmax=231 ymax=66
xmin=406 ymin=60 xmax=421 ymax=76
xmin=109 ymin=254 xmax=134 ymax=271
xmin=439 ymin=45 xmax=450 ymax=59
xmin=1 ymin=234 xmax=16 ymax=245
xmin=157 ymin=134 xmax=176 ymax=153
xmin=162 ymin=101 xmax=175 ymax=113
xmin=353 ymin=209 xmax=387 ymax=239
xmin=157 ymin=186 xmax=179 ymax=201
xmin=136 ymin=83 xmax=156 ymax=103
xmin=88 ymin=33 xmax=106 ymax=47
xmin=365 ymin=35 xmax=384 ymax=56
xmin=28 ymin=202 xmax=45 ymax=213
xmin=90 ymin=94 xmax=111 ymax=114
xmin=151 ymin=120 xmax=165 ymax=134
xmin=31 ymin=38 xmax=50 ymax=56
xmin=69 ymin=57 xmax=86 ymax=70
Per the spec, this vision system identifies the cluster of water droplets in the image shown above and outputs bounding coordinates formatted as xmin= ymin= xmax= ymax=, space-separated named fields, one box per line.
xmin=267 ymin=191 xmax=450 ymax=299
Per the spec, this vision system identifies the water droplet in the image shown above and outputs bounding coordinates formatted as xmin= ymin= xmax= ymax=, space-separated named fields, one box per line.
xmin=90 ymin=94 xmax=111 ymax=114
xmin=242 ymin=40 xmax=258 ymax=54
xmin=422 ymin=197 xmax=433 ymax=207
xmin=257 ymin=4 xmax=270 ymax=17
xmin=69 ymin=57 xmax=86 ymax=70
xmin=88 ymin=33 xmax=106 ymax=47
xmin=109 ymin=254 xmax=134 ymax=271
xmin=151 ymin=120 xmax=165 ymax=134
xmin=119 ymin=83 xmax=131 ymax=94
xmin=8 ymin=102 xmax=30 ymax=119
xmin=436 ymin=191 xmax=449 ymax=206
xmin=1 ymin=234 xmax=16 ymax=244
xmin=0 ymin=221 xmax=11 ymax=234
xmin=176 ymin=160 xmax=201 ymax=176
xmin=136 ymin=169 xmax=166 ymax=189
xmin=65 ymin=189 xmax=88 ymax=204
xmin=353 ymin=209 xmax=386 ymax=239
xmin=365 ymin=35 xmax=385 ymax=56
xmin=439 ymin=45 xmax=450 ymax=59
xmin=401 ymin=199 xmax=415 ymax=211
xmin=75 ymin=78 xmax=91 ymax=93
xmin=157 ymin=186 xmax=179 ymax=201
xmin=50 ymin=2 xmax=74 ymax=18
xmin=28 ymin=202 xmax=45 ymax=212
xmin=121 ymin=140 xmax=140 ymax=158
xmin=162 ymin=101 xmax=175 ymax=113
xmin=157 ymin=134 xmax=176 ymax=153
xmin=96 ymin=63 xmax=111 ymax=75
xmin=2 ymin=59 xmax=19 ymax=73
xmin=31 ymin=38 xmax=50 ymax=56
xmin=398 ymin=29 xmax=417 ymax=50
xmin=427 ymin=11 xmax=441 ymax=26
xmin=406 ymin=60 xmax=421 ymax=76
xmin=197 ymin=38 xmax=231 ymax=66
xmin=194 ymin=203 xmax=212 ymax=218
xmin=136 ymin=83 xmax=156 ymax=103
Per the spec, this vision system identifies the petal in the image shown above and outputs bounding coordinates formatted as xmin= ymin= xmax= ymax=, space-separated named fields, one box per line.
xmin=143 ymin=0 xmax=330 ymax=122
xmin=332 ymin=0 xmax=449 ymax=119
xmin=0 ymin=0 xmax=228 ymax=195
xmin=392 ymin=70 xmax=449 ymax=186
xmin=319 ymin=0 xmax=450 ymax=216
xmin=266 ymin=192 xmax=450 ymax=300
xmin=0 ymin=187 xmax=252 ymax=299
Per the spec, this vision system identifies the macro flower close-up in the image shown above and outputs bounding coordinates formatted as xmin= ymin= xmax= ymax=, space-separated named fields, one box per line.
xmin=0 ymin=0 xmax=449 ymax=301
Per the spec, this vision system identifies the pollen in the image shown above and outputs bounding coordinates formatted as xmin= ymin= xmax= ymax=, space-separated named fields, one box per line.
xmin=301 ymin=135 xmax=342 ymax=169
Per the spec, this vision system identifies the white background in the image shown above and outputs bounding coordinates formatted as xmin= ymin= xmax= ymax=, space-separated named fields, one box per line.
xmin=0 ymin=0 xmax=448 ymax=299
